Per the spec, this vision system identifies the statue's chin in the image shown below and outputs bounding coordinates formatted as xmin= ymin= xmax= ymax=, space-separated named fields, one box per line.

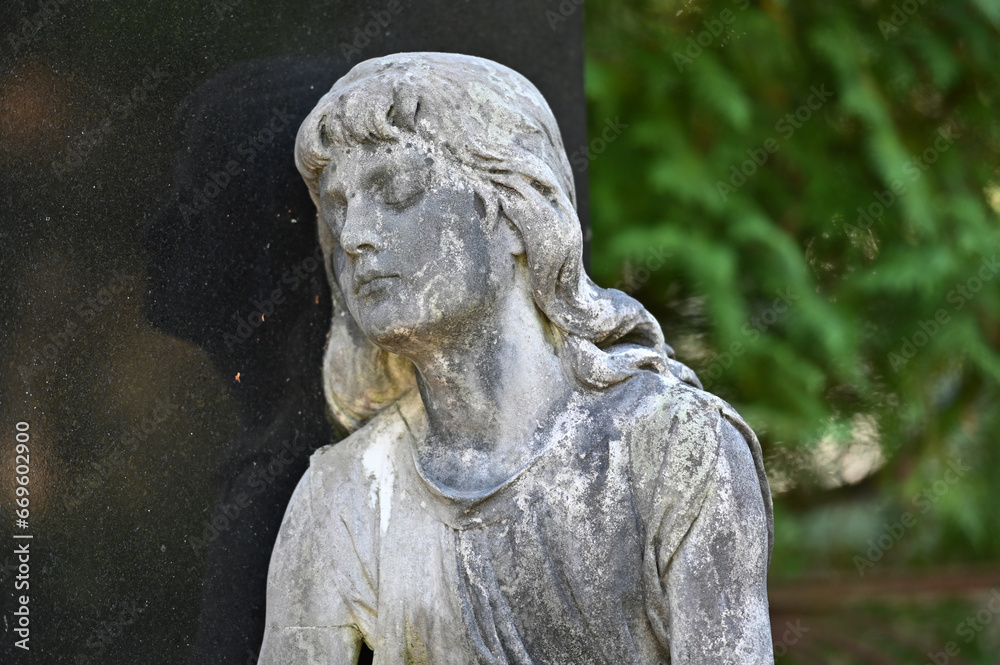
xmin=351 ymin=301 xmax=471 ymax=357
xmin=353 ymin=318 xmax=424 ymax=354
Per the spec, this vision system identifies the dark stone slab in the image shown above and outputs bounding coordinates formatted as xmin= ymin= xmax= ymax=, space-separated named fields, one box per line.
xmin=0 ymin=3 xmax=584 ymax=664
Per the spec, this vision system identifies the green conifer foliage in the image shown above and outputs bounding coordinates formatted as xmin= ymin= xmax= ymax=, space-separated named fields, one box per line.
xmin=586 ymin=1 xmax=1000 ymax=658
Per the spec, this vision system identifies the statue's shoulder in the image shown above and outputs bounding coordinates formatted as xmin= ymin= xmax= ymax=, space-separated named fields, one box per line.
xmin=610 ymin=371 xmax=743 ymax=436
xmin=610 ymin=371 xmax=761 ymax=483
xmin=267 ymin=393 xmax=415 ymax=631
xmin=612 ymin=371 xmax=773 ymax=552
xmin=306 ymin=389 xmax=422 ymax=501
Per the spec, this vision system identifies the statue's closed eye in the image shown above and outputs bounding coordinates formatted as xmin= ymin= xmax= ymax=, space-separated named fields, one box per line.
xmin=379 ymin=170 xmax=429 ymax=209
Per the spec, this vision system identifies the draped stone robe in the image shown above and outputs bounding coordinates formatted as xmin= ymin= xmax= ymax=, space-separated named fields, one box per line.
xmin=260 ymin=372 xmax=774 ymax=664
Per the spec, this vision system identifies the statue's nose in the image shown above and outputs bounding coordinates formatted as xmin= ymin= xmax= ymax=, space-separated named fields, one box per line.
xmin=340 ymin=195 xmax=384 ymax=257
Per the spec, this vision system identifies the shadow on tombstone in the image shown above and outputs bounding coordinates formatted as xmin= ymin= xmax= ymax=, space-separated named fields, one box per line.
xmin=142 ymin=56 xmax=376 ymax=665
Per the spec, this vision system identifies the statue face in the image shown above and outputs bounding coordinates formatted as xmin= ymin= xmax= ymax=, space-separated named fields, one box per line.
xmin=318 ymin=141 xmax=500 ymax=353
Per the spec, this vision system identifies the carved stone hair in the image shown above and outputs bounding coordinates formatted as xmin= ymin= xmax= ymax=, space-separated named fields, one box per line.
xmin=295 ymin=52 xmax=691 ymax=432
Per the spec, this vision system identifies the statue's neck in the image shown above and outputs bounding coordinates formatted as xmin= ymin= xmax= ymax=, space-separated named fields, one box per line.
xmin=407 ymin=284 xmax=574 ymax=494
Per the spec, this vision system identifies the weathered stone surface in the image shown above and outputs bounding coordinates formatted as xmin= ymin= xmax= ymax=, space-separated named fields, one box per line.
xmin=259 ymin=52 xmax=773 ymax=664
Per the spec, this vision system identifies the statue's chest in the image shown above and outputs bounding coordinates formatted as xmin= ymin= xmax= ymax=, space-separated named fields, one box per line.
xmin=460 ymin=433 xmax=646 ymax=611
xmin=377 ymin=431 xmax=649 ymax=664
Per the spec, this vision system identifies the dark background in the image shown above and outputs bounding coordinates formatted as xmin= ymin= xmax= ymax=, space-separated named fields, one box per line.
xmin=0 ymin=1 xmax=585 ymax=663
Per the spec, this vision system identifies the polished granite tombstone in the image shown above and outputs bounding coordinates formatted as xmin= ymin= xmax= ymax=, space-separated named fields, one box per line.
xmin=0 ymin=3 xmax=585 ymax=663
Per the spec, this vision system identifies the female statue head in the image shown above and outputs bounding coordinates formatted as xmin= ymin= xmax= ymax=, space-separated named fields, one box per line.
xmin=294 ymin=52 xmax=693 ymax=431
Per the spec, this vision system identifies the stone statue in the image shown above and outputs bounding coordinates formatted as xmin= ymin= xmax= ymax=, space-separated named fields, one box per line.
xmin=259 ymin=52 xmax=774 ymax=664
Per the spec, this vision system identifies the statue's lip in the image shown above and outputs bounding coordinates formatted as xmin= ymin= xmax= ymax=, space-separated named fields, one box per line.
xmin=354 ymin=271 xmax=399 ymax=294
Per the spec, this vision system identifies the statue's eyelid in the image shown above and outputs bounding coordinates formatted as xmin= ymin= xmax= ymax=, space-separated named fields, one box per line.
xmin=385 ymin=188 xmax=425 ymax=209
xmin=382 ymin=170 xmax=429 ymax=207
